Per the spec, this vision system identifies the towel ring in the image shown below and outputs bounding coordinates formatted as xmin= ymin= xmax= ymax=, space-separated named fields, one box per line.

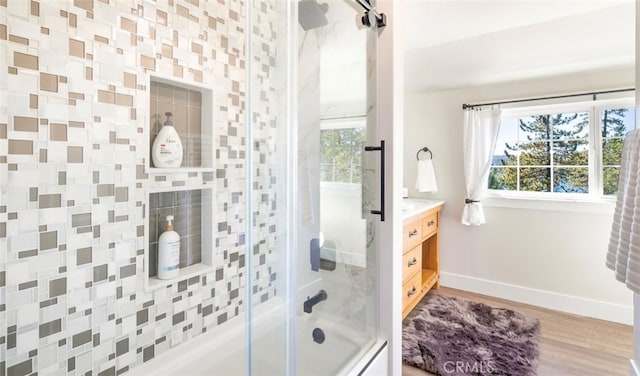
xmin=416 ymin=147 xmax=433 ymax=161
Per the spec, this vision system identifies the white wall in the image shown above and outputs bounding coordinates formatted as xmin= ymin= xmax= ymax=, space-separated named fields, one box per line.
xmin=404 ymin=67 xmax=635 ymax=324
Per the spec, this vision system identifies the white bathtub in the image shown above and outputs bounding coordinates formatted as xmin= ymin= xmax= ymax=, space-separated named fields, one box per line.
xmin=130 ymin=297 xmax=386 ymax=376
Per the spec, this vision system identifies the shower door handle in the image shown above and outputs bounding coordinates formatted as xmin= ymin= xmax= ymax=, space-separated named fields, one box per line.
xmin=364 ymin=140 xmax=385 ymax=222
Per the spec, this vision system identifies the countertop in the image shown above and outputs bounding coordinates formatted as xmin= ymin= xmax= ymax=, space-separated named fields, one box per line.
xmin=401 ymin=198 xmax=445 ymax=220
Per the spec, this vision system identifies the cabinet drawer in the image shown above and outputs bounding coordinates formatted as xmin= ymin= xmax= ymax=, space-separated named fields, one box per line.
xmin=403 ymin=219 xmax=423 ymax=251
xmin=402 ymin=272 xmax=422 ymax=309
xmin=402 ymin=244 xmax=422 ymax=282
xmin=422 ymin=212 xmax=438 ymax=239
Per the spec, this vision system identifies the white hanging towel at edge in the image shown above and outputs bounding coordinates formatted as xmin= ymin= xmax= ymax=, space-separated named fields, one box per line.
xmin=415 ymin=159 xmax=438 ymax=193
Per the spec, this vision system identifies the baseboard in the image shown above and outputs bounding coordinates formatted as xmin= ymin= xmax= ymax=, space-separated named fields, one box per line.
xmin=440 ymin=272 xmax=633 ymax=325
xmin=630 ymin=359 xmax=640 ymax=376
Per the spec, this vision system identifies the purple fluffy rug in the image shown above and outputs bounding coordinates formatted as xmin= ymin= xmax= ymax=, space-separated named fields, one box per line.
xmin=403 ymin=295 xmax=540 ymax=376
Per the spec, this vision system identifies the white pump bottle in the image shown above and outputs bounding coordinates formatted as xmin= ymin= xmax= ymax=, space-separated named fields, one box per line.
xmin=152 ymin=112 xmax=184 ymax=168
xmin=157 ymin=215 xmax=180 ymax=280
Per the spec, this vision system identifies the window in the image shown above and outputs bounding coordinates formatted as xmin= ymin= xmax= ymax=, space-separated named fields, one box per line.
xmin=488 ymin=100 xmax=635 ymax=198
xmin=320 ymin=118 xmax=365 ymax=184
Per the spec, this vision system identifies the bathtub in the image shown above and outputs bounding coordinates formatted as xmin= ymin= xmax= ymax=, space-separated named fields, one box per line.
xmin=130 ymin=297 xmax=387 ymax=375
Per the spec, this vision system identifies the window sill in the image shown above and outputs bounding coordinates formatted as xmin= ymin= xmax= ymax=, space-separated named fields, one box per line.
xmin=483 ymin=193 xmax=616 ymax=214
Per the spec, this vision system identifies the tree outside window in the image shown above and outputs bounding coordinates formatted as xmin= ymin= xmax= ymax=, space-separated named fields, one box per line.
xmin=489 ymin=104 xmax=634 ymax=196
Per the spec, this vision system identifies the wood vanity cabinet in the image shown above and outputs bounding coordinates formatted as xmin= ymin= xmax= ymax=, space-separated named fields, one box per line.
xmin=402 ymin=204 xmax=444 ymax=319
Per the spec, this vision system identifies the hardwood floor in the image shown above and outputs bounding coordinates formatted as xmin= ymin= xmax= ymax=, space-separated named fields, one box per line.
xmin=402 ymin=287 xmax=633 ymax=376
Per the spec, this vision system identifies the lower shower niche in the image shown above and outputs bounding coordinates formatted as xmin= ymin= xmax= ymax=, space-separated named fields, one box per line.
xmin=145 ymin=188 xmax=214 ymax=290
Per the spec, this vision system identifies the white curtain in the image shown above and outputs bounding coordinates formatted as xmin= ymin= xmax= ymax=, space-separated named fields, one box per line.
xmin=461 ymin=108 xmax=501 ymax=226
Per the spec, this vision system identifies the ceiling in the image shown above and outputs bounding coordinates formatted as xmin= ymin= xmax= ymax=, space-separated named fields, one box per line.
xmin=403 ymin=0 xmax=635 ymax=93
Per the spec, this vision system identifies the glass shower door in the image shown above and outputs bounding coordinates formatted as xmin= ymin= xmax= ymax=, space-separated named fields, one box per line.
xmin=295 ymin=0 xmax=381 ymax=374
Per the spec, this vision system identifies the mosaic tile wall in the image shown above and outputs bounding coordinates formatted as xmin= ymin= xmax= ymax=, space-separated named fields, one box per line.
xmin=0 ymin=0 xmax=282 ymax=374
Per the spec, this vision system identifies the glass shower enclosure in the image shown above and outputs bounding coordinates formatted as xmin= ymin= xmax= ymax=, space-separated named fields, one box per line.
xmin=247 ymin=0 xmax=384 ymax=374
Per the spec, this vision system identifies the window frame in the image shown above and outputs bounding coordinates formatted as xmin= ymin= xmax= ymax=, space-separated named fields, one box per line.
xmin=485 ymin=96 xmax=635 ymax=210
xmin=319 ymin=116 xmax=366 ymax=187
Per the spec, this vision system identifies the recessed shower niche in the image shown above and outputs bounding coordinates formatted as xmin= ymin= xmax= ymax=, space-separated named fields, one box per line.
xmin=148 ymin=76 xmax=214 ymax=171
xmin=145 ymin=188 xmax=214 ymax=290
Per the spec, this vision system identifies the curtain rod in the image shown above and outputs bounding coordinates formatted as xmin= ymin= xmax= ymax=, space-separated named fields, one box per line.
xmin=461 ymin=88 xmax=635 ymax=110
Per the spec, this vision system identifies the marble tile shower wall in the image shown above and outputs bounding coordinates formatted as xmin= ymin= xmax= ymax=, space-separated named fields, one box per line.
xmin=0 ymin=0 xmax=281 ymax=375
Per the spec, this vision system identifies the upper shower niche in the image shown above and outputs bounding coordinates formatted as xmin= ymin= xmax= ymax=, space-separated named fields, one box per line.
xmin=148 ymin=76 xmax=214 ymax=171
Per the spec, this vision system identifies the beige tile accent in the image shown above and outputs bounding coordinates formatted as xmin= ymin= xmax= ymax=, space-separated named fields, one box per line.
xmin=40 ymin=119 xmax=48 ymax=125
xmin=1 ymin=25 xmax=6 ymax=40
xmin=31 ymin=1 xmax=39 ymax=16
xmin=40 ymin=27 xmax=49 ymax=35
xmin=94 ymin=35 xmax=108 ymax=44
xmin=149 ymin=27 xmax=156 ymax=40
xmin=177 ymin=4 xmax=189 ymax=18
xmin=9 ymin=140 xmax=33 ymax=155
xmin=69 ymin=13 xmax=77 ymax=28
xmin=156 ymin=10 xmax=168 ymax=26
xmin=69 ymin=121 xmax=84 ymax=128
xmin=229 ymin=9 xmax=238 ymax=21
xmin=161 ymin=43 xmax=173 ymax=59
xmin=40 ymin=73 xmax=59 ymax=92
xmin=14 ymin=52 xmax=38 ymax=70
xmin=69 ymin=92 xmax=84 ymax=100
xmin=0 ymin=123 xmax=7 ymax=139
xmin=193 ymin=69 xmax=202 ymax=83
xmin=8 ymin=34 xmax=28 ymax=45
xmin=116 ymin=48 xmax=123 ymax=55
xmin=0 ymin=0 xmax=5 ymax=7
xmin=191 ymin=42 xmax=202 ymax=55
xmin=116 ymin=93 xmax=133 ymax=107
xmin=173 ymin=64 xmax=183 ymax=78
xmin=8 ymin=67 xmax=17 ymax=75
xmin=208 ymin=16 xmax=217 ymax=30
xmin=67 ymin=146 xmax=83 ymax=163
xmin=108 ymin=84 xmax=115 ymax=91
xmin=189 ymin=0 xmax=199 ymax=5
xmin=59 ymin=76 xmax=67 ymax=83
xmin=39 ymin=148 xmax=47 ymax=162
xmin=121 ymin=17 xmax=136 ymax=33
xmin=141 ymin=55 xmax=155 ymax=71
xmin=85 ymin=67 xmax=93 ymax=80
xmin=123 ymin=73 xmax=136 ymax=89
xmin=29 ymin=94 xmax=38 ymax=109
xmin=50 ymin=123 xmax=67 ymax=141
xmin=74 ymin=0 xmax=93 ymax=11
xmin=131 ymin=108 xmax=136 ymax=120
xmin=97 ymin=90 xmax=115 ymax=104
xmin=60 ymin=10 xmax=68 ymax=17
xmin=14 ymin=116 xmax=38 ymax=132
xmin=69 ymin=39 xmax=85 ymax=58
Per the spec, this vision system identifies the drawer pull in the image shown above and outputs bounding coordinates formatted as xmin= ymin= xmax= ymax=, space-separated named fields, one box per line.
xmin=407 ymin=287 xmax=417 ymax=297
xmin=408 ymin=258 xmax=417 ymax=267
xmin=408 ymin=229 xmax=418 ymax=237
xmin=427 ymin=220 xmax=435 ymax=226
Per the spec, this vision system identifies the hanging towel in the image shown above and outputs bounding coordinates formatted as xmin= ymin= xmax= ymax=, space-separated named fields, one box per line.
xmin=606 ymin=129 xmax=640 ymax=293
xmin=415 ymin=159 xmax=438 ymax=193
